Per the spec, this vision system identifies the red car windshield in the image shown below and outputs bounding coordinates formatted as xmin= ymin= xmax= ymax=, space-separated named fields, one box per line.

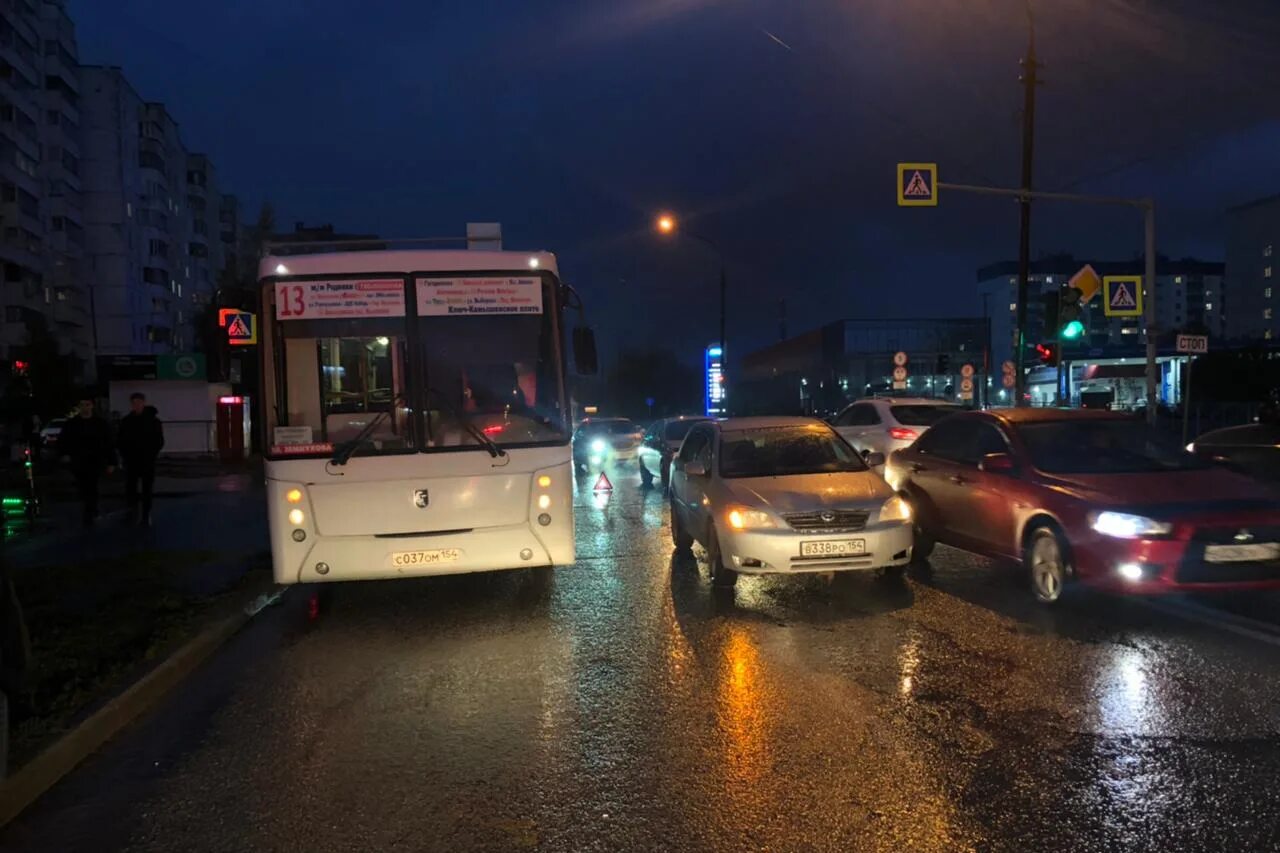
xmin=1019 ymin=421 xmax=1211 ymax=474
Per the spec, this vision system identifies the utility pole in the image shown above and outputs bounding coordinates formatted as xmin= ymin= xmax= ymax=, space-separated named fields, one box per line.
xmin=1014 ymin=26 xmax=1039 ymax=407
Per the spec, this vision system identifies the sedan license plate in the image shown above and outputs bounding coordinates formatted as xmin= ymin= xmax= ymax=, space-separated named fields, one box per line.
xmin=800 ymin=539 xmax=866 ymax=558
xmin=1204 ymin=543 xmax=1280 ymax=563
xmin=390 ymin=548 xmax=462 ymax=568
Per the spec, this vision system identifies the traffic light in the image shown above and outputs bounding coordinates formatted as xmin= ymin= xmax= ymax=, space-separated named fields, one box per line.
xmin=935 ymin=353 xmax=951 ymax=374
xmin=1034 ymin=342 xmax=1059 ymax=367
xmin=1058 ymin=286 xmax=1085 ymax=340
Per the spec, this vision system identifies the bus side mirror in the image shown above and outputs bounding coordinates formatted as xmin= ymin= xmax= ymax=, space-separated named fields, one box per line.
xmin=573 ymin=327 xmax=598 ymax=375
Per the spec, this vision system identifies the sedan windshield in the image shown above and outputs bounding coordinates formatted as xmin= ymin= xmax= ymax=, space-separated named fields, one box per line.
xmin=665 ymin=419 xmax=708 ymax=441
xmin=891 ymin=405 xmax=961 ymax=426
xmin=719 ymin=425 xmax=868 ymax=479
xmin=581 ymin=420 xmax=638 ymax=436
xmin=1020 ymin=420 xmax=1211 ymax=474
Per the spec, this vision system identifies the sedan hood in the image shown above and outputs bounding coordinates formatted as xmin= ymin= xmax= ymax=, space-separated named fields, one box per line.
xmin=1043 ymin=467 xmax=1280 ymax=511
xmin=726 ymin=472 xmax=893 ymax=513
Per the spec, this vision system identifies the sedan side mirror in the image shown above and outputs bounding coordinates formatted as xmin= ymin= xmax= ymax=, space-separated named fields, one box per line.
xmin=685 ymin=461 xmax=708 ymax=478
xmin=979 ymin=452 xmax=1017 ymax=475
xmin=865 ymin=452 xmax=886 ymax=468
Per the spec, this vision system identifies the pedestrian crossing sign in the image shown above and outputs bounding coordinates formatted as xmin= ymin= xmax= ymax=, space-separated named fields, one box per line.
xmin=1103 ymin=276 xmax=1143 ymax=317
xmin=219 ymin=308 xmax=257 ymax=346
xmin=897 ymin=162 xmax=938 ymax=207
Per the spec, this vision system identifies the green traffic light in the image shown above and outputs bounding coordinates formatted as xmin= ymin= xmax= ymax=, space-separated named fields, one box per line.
xmin=1061 ymin=320 xmax=1085 ymax=339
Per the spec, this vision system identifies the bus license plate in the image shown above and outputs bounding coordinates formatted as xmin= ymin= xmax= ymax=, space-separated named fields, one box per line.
xmin=800 ymin=539 xmax=866 ymax=558
xmin=390 ymin=548 xmax=462 ymax=568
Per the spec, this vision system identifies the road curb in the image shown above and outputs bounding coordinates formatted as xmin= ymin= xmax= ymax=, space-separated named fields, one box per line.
xmin=0 ymin=579 xmax=288 ymax=828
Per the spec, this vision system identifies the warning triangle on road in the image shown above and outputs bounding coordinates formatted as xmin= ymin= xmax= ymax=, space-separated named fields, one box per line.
xmin=227 ymin=315 xmax=251 ymax=337
xmin=1110 ymin=283 xmax=1137 ymax=308
xmin=903 ymin=171 xmax=931 ymax=197
xmin=592 ymin=472 xmax=614 ymax=492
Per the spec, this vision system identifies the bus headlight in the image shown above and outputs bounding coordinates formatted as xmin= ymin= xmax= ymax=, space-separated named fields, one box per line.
xmin=286 ymin=488 xmax=303 ymax=504
xmin=288 ymin=508 xmax=305 ymax=526
xmin=591 ymin=438 xmax=607 ymax=454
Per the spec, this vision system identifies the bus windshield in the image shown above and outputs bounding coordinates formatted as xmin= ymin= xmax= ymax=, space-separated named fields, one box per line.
xmin=266 ymin=273 xmax=568 ymax=458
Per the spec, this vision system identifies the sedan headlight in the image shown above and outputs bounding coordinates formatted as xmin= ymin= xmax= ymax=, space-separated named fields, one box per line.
xmin=1090 ymin=511 xmax=1172 ymax=539
xmin=590 ymin=438 xmax=607 ymax=453
xmin=880 ymin=495 xmax=912 ymax=523
xmin=727 ymin=506 xmax=775 ymax=530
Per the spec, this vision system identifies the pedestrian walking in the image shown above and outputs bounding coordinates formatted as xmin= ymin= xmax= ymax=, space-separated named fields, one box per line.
xmin=0 ymin=554 xmax=31 ymax=780
xmin=117 ymin=392 xmax=164 ymax=526
xmin=57 ymin=396 xmax=115 ymax=527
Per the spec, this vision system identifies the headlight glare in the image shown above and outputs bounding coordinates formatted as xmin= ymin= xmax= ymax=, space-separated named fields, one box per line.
xmin=591 ymin=438 xmax=607 ymax=453
xmin=1091 ymin=511 xmax=1171 ymax=539
xmin=727 ymin=506 xmax=774 ymax=530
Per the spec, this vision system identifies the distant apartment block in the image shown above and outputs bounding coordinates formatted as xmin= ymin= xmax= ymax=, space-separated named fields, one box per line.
xmin=1224 ymin=194 xmax=1280 ymax=344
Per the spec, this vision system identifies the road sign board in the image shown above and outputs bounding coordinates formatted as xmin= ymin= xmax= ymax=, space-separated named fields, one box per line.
xmin=893 ymin=351 xmax=908 ymax=367
xmin=1176 ymin=334 xmax=1208 ymax=355
xmin=892 ymin=366 xmax=908 ymax=382
xmin=1002 ymin=360 xmax=1016 ymax=375
xmin=960 ymin=363 xmax=975 ymax=379
xmin=960 ymin=377 xmax=974 ymax=396
xmin=1069 ymin=264 xmax=1102 ymax=305
xmin=1002 ymin=373 xmax=1016 ymax=388
xmin=893 ymin=380 xmax=907 ymax=390
xmin=1103 ymin=275 xmax=1143 ymax=317
xmin=219 ymin=308 xmax=258 ymax=345
xmin=897 ymin=163 xmax=937 ymax=207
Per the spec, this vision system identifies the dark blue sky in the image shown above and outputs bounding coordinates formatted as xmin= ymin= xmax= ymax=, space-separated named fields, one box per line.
xmin=76 ymin=0 xmax=1280 ymax=366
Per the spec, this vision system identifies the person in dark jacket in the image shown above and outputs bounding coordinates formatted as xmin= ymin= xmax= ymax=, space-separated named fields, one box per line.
xmin=57 ymin=396 xmax=116 ymax=527
xmin=117 ymin=392 xmax=164 ymax=526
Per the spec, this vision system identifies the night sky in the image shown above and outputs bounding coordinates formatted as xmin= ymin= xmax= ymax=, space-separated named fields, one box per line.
xmin=76 ymin=0 xmax=1280 ymax=368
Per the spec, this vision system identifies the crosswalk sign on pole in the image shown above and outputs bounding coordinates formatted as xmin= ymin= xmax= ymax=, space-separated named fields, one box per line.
xmin=1102 ymin=275 xmax=1143 ymax=317
xmin=897 ymin=163 xmax=938 ymax=207
xmin=219 ymin=308 xmax=258 ymax=345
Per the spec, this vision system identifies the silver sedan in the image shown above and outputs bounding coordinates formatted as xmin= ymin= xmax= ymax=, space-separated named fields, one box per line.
xmin=669 ymin=416 xmax=914 ymax=588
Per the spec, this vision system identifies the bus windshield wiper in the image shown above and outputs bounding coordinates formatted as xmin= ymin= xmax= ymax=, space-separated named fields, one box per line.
xmin=331 ymin=396 xmax=403 ymax=465
xmin=426 ymin=387 xmax=506 ymax=458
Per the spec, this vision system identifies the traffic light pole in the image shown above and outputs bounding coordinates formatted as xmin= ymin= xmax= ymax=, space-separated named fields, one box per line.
xmin=938 ymin=180 xmax=1156 ymax=421
xmin=1014 ymin=37 xmax=1038 ymax=407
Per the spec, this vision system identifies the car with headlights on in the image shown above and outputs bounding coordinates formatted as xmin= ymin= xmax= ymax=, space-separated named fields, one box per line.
xmin=638 ymin=415 xmax=712 ymax=488
xmin=572 ymin=418 xmax=643 ymax=470
xmin=885 ymin=408 xmax=1280 ymax=605
xmin=668 ymin=417 xmax=914 ymax=588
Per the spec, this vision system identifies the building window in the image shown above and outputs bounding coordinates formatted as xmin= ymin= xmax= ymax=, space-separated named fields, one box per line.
xmin=1206 ymin=303 xmax=1213 ymax=311
xmin=1266 ymin=245 xmax=1274 ymax=258
xmin=1267 ymin=288 xmax=1272 ymax=299
xmin=148 ymin=239 xmax=169 ymax=258
xmin=1265 ymin=308 xmax=1272 ymax=320
xmin=1267 ymin=266 xmax=1273 ymax=279
xmin=1009 ymin=302 xmax=1016 ymax=312
xmin=1174 ymin=276 xmax=1182 ymax=284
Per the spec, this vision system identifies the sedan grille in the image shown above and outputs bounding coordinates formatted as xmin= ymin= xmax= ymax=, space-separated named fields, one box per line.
xmin=784 ymin=509 xmax=870 ymax=532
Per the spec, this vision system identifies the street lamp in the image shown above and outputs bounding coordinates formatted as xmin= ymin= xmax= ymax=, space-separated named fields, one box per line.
xmin=654 ymin=212 xmax=727 ymax=389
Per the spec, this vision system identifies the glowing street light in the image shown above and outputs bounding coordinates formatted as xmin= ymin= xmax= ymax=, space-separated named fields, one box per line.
xmin=654 ymin=211 xmax=727 ymax=406
xmin=655 ymin=213 xmax=676 ymax=235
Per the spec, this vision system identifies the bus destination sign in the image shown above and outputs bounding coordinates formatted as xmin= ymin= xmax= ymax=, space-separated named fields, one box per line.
xmin=275 ymin=279 xmax=406 ymax=319
xmin=416 ymin=277 xmax=543 ymax=317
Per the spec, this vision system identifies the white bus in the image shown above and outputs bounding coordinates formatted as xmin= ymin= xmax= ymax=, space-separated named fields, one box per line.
xmin=259 ymin=246 xmax=595 ymax=585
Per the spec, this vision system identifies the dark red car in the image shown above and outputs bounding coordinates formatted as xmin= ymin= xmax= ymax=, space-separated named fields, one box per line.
xmin=884 ymin=408 xmax=1280 ymax=604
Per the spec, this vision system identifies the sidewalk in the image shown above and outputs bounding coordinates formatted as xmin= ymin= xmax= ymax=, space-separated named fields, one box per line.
xmin=4 ymin=472 xmax=271 ymax=769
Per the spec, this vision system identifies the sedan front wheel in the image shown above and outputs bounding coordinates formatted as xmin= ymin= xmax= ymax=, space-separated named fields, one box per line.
xmin=1026 ymin=527 xmax=1069 ymax=605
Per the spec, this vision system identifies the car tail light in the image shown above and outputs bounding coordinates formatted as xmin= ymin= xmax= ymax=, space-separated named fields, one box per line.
xmin=889 ymin=427 xmax=918 ymax=442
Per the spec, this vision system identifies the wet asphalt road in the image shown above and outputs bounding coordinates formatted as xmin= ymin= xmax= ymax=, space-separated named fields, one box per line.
xmin=5 ymin=464 xmax=1280 ymax=852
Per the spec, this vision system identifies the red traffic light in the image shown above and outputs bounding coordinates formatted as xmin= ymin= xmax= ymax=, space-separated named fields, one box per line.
xmin=12 ymin=359 xmax=29 ymax=374
xmin=1034 ymin=343 xmax=1058 ymax=366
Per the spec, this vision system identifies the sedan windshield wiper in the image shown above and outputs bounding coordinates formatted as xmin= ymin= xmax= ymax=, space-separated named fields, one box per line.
xmin=426 ymin=387 xmax=506 ymax=458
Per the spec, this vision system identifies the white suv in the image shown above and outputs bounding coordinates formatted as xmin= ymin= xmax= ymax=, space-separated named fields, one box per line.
xmin=832 ymin=398 xmax=963 ymax=468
